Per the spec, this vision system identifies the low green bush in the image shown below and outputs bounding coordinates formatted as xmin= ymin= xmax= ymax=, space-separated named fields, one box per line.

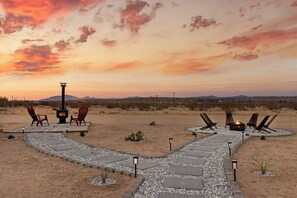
xmin=125 ymin=131 xmax=144 ymax=142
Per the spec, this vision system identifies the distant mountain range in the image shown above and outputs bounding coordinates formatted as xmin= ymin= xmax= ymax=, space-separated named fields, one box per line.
xmin=39 ymin=95 xmax=96 ymax=101
xmin=39 ymin=94 xmax=281 ymax=101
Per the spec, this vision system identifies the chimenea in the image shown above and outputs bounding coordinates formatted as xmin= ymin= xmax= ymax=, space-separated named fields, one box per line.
xmin=56 ymin=82 xmax=68 ymax=124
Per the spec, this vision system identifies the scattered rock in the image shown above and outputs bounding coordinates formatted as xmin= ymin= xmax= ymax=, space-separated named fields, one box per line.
xmin=87 ymin=176 xmax=116 ymax=186
xmin=150 ymin=121 xmax=156 ymax=126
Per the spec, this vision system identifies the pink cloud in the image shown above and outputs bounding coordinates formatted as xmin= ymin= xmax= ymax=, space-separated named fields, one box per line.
xmin=105 ymin=61 xmax=139 ymax=72
xmin=76 ymin=25 xmax=96 ymax=43
xmin=22 ymin=39 xmax=44 ymax=44
xmin=189 ymin=16 xmax=217 ymax=31
xmin=54 ymin=39 xmax=73 ymax=52
xmin=251 ymin=25 xmax=263 ymax=31
xmin=291 ymin=1 xmax=297 ymax=7
xmin=249 ymin=3 xmax=260 ymax=9
xmin=101 ymin=39 xmax=117 ymax=47
xmin=0 ymin=0 xmax=105 ymax=34
xmin=114 ymin=0 xmax=163 ymax=33
xmin=218 ymin=29 xmax=297 ymax=50
xmin=233 ymin=52 xmax=258 ymax=61
xmin=12 ymin=45 xmax=60 ymax=73
xmin=239 ymin=7 xmax=246 ymax=17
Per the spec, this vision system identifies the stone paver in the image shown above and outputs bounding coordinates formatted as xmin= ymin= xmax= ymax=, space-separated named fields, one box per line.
xmin=189 ymin=145 xmax=217 ymax=151
xmin=175 ymin=156 xmax=206 ymax=166
xmin=183 ymin=150 xmax=211 ymax=158
xmin=158 ymin=192 xmax=203 ymax=198
xmin=93 ymin=155 xmax=127 ymax=164
xmin=199 ymin=142 xmax=222 ymax=147
xmin=121 ymin=160 xmax=159 ymax=170
xmin=49 ymin=144 xmax=78 ymax=151
xmin=168 ymin=165 xmax=203 ymax=176
xmin=163 ymin=176 xmax=204 ymax=190
xmin=67 ymin=149 xmax=93 ymax=157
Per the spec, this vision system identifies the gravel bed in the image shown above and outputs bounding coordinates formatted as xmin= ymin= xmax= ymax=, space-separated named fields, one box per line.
xmin=25 ymin=127 xmax=293 ymax=198
xmin=87 ymin=176 xmax=117 ymax=186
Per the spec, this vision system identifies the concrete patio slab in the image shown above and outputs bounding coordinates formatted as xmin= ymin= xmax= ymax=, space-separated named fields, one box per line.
xmin=158 ymin=192 xmax=203 ymax=198
xmin=49 ymin=144 xmax=78 ymax=151
xmin=168 ymin=165 xmax=203 ymax=176
xmin=175 ymin=156 xmax=206 ymax=166
xmin=183 ymin=151 xmax=211 ymax=158
xmin=189 ymin=145 xmax=217 ymax=152
xmin=163 ymin=176 xmax=204 ymax=190
xmin=93 ymin=155 xmax=127 ymax=164
xmin=121 ymin=160 xmax=160 ymax=170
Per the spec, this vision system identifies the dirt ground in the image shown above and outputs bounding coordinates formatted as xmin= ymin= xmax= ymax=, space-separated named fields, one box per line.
xmin=1 ymin=106 xmax=297 ymax=197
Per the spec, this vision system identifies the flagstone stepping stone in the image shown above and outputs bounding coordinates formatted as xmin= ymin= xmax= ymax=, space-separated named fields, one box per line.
xmin=189 ymin=145 xmax=217 ymax=151
xmin=49 ymin=144 xmax=78 ymax=151
xmin=158 ymin=192 xmax=203 ymax=198
xmin=163 ymin=176 xmax=204 ymax=190
xmin=175 ymin=157 xmax=206 ymax=166
xmin=168 ymin=165 xmax=203 ymax=176
xmin=93 ymin=155 xmax=127 ymax=164
xmin=199 ymin=142 xmax=223 ymax=147
xmin=121 ymin=160 xmax=160 ymax=170
xmin=67 ymin=149 xmax=93 ymax=157
xmin=183 ymin=151 xmax=211 ymax=158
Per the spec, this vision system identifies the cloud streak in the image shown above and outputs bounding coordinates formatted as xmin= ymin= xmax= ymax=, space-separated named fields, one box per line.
xmin=218 ymin=29 xmax=297 ymax=50
xmin=233 ymin=52 xmax=258 ymax=61
xmin=188 ymin=16 xmax=218 ymax=31
xmin=12 ymin=45 xmax=60 ymax=73
xmin=114 ymin=0 xmax=163 ymax=33
xmin=101 ymin=39 xmax=117 ymax=47
xmin=76 ymin=26 xmax=96 ymax=43
xmin=0 ymin=0 xmax=105 ymax=34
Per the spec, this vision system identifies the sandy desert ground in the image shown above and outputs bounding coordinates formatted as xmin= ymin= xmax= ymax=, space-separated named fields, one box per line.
xmin=1 ymin=106 xmax=297 ymax=197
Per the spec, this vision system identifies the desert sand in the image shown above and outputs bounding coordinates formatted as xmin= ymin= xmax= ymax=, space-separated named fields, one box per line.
xmin=1 ymin=106 xmax=297 ymax=197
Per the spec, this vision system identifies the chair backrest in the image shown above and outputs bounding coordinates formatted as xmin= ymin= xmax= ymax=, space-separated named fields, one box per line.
xmin=202 ymin=113 xmax=214 ymax=126
xmin=226 ymin=112 xmax=234 ymax=125
xmin=200 ymin=113 xmax=210 ymax=126
xmin=265 ymin=114 xmax=277 ymax=127
xmin=27 ymin=106 xmax=37 ymax=121
xmin=256 ymin=115 xmax=270 ymax=130
xmin=247 ymin=113 xmax=258 ymax=126
xmin=78 ymin=107 xmax=88 ymax=120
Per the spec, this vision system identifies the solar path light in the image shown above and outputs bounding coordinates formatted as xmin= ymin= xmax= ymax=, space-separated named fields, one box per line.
xmin=227 ymin=141 xmax=232 ymax=156
xmin=232 ymin=160 xmax=238 ymax=181
xmin=169 ymin=138 xmax=173 ymax=151
xmin=133 ymin=156 xmax=139 ymax=178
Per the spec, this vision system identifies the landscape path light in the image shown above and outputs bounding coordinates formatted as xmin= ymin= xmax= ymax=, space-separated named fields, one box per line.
xmin=194 ymin=132 xmax=197 ymax=139
xmin=22 ymin=127 xmax=25 ymax=134
xmin=169 ymin=138 xmax=173 ymax=151
xmin=232 ymin=160 xmax=238 ymax=181
xmin=241 ymin=131 xmax=245 ymax=142
xmin=66 ymin=126 xmax=69 ymax=133
xmin=133 ymin=156 xmax=139 ymax=178
xmin=227 ymin=141 xmax=232 ymax=156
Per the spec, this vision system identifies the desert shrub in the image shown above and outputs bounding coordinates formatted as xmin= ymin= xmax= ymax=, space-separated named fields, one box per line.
xmin=101 ymin=171 xmax=108 ymax=184
xmin=260 ymin=136 xmax=266 ymax=140
xmin=150 ymin=121 xmax=156 ymax=126
xmin=251 ymin=158 xmax=271 ymax=175
xmin=125 ymin=131 xmax=144 ymax=142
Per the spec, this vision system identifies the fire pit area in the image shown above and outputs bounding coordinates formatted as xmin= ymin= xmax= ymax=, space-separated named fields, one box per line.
xmin=230 ymin=121 xmax=246 ymax=131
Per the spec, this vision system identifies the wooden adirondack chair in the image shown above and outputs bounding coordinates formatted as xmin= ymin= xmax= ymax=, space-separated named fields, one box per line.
xmin=27 ymin=106 xmax=49 ymax=126
xmin=252 ymin=115 xmax=270 ymax=133
xmin=225 ymin=112 xmax=235 ymax=127
xmin=70 ymin=107 xmax=88 ymax=126
xmin=247 ymin=113 xmax=258 ymax=128
xmin=200 ymin=113 xmax=218 ymax=131
xmin=263 ymin=114 xmax=277 ymax=132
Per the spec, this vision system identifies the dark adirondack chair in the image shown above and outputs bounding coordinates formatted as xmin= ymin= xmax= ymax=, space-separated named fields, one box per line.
xmin=252 ymin=115 xmax=270 ymax=133
xmin=247 ymin=113 xmax=258 ymax=128
xmin=263 ymin=114 xmax=277 ymax=132
xmin=70 ymin=107 xmax=88 ymax=126
xmin=225 ymin=112 xmax=235 ymax=127
xmin=27 ymin=106 xmax=49 ymax=126
xmin=200 ymin=113 xmax=218 ymax=131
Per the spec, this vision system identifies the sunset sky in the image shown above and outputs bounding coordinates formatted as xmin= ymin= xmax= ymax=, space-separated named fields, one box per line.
xmin=0 ymin=0 xmax=297 ymax=100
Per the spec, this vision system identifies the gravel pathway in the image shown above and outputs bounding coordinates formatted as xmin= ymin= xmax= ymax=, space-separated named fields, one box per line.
xmin=24 ymin=127 xmax=292 ymax=198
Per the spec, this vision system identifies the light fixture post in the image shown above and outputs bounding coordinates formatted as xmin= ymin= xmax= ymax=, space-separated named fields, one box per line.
xmin=228 ymin=141 xmax=232 ymax=156
xmin=232 ymin=160 xmax=238 ymax=181
xmin=133 ymin=156 xmax=139 ymax=178
xmin=66 ymin=127 xmax=69 ymax=133
xmin=169 ymin=138 xmax=173 ymax=151
xmin=242 ymin=131 xmax=245 ymax=142
xmin=22 ymin=127 xmax=25 ymax=134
